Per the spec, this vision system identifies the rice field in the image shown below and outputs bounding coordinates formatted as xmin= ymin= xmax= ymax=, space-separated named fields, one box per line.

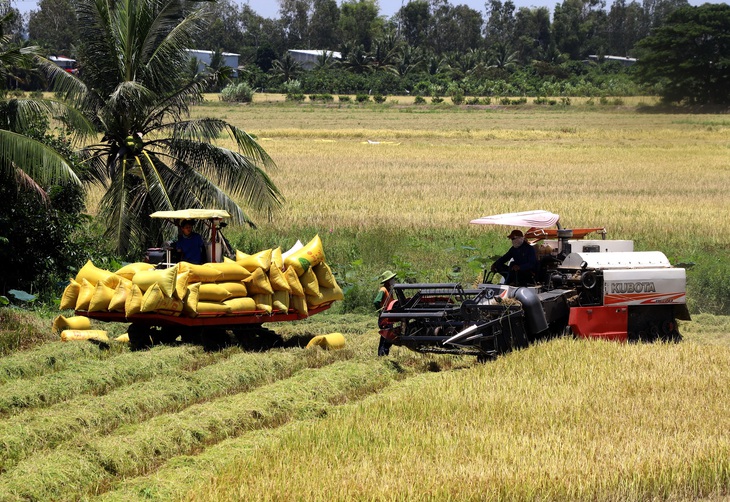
xmin=5 ymin=97 xmax=728 ymax=500
xmin=0 ymin=311 xmax=728 ymax=501
xmin=191 ymin=97 xmax=729 ymax=249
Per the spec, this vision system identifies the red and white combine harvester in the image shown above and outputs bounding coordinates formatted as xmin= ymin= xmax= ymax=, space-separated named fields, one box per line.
xmin=378 ymin=210 xmax=690 ymax=361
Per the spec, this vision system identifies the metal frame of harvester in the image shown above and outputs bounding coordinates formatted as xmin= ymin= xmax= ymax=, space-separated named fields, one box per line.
xmin=378 ymin=210 xmax=690 ymax=361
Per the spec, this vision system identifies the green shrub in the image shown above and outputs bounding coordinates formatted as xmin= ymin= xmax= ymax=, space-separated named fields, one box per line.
xmin=338 ymin=95 xmax=351 ymax=102
xmin=286 ymin=93 xmax=305 ymax=102
xmin=220 ymin=82 xmax=255 ymax=103
xmin=431 ymin=96 xmax=444 ymax=104
xmin=414 ymin=95 xmax=426 ymax=105
xmin=451 ymin=90 xmax=465 ymax=105
xmin=355 ymin=94 xmax=370 ymax=103
xmin=373 ymin=94 xmax=386 ymax=104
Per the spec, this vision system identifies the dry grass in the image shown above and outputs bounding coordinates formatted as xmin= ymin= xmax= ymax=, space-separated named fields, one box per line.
xmin=182 ymin=100 xmax=730 ymax=252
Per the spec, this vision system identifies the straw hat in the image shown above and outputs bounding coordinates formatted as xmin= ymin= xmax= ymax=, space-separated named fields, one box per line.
xmin=378 ymin=270 xmax=397 ymax=283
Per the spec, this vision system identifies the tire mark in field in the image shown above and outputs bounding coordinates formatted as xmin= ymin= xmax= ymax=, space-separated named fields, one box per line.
xmin=95 ymin=363 xmax=422 ymax=502
xmin=0 ymin=348 xmax=348 ymax=473
xmin=0 ymin=360 xmax=405 ymax=501
xmin=0 ymin=345 xmax=232 ymax=417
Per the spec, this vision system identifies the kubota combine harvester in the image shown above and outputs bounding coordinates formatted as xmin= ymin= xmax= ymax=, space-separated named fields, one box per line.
xmin=378 ymin=210 xmax=690 ymax=361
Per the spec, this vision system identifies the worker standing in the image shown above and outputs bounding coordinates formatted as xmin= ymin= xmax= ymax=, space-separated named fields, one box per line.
xmin=490 ymin=229 xmax=538 ymax=286
xmin=374 ymin=270 xmax=397 ymax=356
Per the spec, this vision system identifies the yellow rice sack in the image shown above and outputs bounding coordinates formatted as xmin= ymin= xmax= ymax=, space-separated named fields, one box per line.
xmin=132 ymin=264 xmax=178 ymax=297
xmin=290 ymin=295 xmax=308 ymax=317
xmin=243 ymin=267 xmax=274 ymax=295
xmin=236 ymin=248 xmax=272 ymax=272
xmin=108 ymin=280 xmax=132 ymax=312
xmin=61 ymin=329 xmax=109 ymax=343
xmin=204 ymin=258 xmax=251 ymax=281
xmin=273 ymin=290 xmax=290 ymax=312
xmin=178 ymin=262 xmax=222 ymax=283
xmin=198 ymin=283 xmax=232 ymax=302
xmin=125 ymin=284 xmax=144 ymax=317
xmin=299 ymin=267 xmax=320 ymax=297
xmin=114 ymin=262 xmax=155 ymax=281
xmin=218 ymin=281 xmax=247 ymax=298
xmin=313 ymin=262 xmax=337 ymax=289
xmin=271 ymin=247 xmax=284 ymax=270
xmin=284 ymin=235 xmax=325 ymax=276
xmin=75 ymin=260 xmax=115 ymax=288
xmin=284 ymin=267 xmax=305 ymax=297
xmin=183 ymin=282 xmax=201 ymax=317
xmin=52 ymin=315 xmax=91 ymax=334
xmin=306 ymin=333 xmax=345 ymax=350
xmin=223 ymin=297 xmax=256 ymax=314
xmin=88 ymin=282 xmax=116 ymax=312
xmin=307 ymin=284 xmax=345 ymax=306
xmin=102 ymin=273 xmax=130 ymax=290
xmin=59 ymin=278 xmax=81 ymax=310
xmin=175 ymin=270 xmax=189 ymax=300
xmin=269 ymin=264 xmax=291 ymax=292
xmin=196 ymin=301 xmax=232 ymax=315
xmin=253 ymin=294 xmax=273 ymax=314
xmin=140 ymin=283 xmax=183 ymax=316
xmin=75 ymin=278 xmax=95 ymax=311
xmin=115 ymin=333 xmax=130 ymax=343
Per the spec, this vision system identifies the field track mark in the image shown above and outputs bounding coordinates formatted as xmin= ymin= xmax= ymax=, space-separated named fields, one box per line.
xmin=95 ymin=364 xmax=423 ymax=501
xmin=0 ymin=360 xmax=402 ymax=501
xmin=0 ymin=348 xmax=348 ymax=472
xmin=0 ymin=345 xmax=230 ymax=417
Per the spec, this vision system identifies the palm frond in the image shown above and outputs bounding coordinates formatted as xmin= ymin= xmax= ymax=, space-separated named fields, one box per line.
xmin=0 ymin=130 xmax=79 ymax=187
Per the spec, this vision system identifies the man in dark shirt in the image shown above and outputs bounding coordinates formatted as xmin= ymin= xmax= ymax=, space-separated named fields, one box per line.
xmin=175 ymin=219 xmax=206 ymax=264
xmin=491 ymin=229 xmax=538 ymax=286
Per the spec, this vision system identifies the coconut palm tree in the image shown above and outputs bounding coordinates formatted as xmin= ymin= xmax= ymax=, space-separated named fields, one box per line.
xmin=0 ymin=10 xmax=86 ymax=200
xmin=46 ymin=0 xmax=283 ymax=256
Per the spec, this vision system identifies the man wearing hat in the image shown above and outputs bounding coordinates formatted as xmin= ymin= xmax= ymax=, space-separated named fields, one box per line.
xmin=490 ymin=229 xmax=538 ymax=286
xmin=373 ymin=270 xmax=397 ymax=356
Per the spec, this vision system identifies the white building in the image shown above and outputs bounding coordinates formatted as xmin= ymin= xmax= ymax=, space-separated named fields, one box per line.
xmin=287 ymin=49 xmax=342 ymax=71
xmin=588 ymin=55 xmax=637 ymax=67
xmin=185 ymin=49 xmax=240 ymax=77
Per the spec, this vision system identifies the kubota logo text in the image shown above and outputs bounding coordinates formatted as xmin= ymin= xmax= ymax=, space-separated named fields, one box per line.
xmin=610 ymin=282 xmax=656 ymax=293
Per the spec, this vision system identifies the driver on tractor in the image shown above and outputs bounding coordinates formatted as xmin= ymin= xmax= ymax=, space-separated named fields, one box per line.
xmin=490 ymin=229 xmax=538 ymax=286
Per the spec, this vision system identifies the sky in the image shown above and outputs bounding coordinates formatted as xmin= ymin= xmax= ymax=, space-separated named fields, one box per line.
xmin=13 ymin=0 xmax=726 ymax=18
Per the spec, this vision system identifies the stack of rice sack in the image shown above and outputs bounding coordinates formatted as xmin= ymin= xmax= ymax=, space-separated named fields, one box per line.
xmin=58 ymin=235 xmax=344 ymax=319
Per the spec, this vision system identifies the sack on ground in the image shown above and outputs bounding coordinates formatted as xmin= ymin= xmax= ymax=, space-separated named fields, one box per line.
xmin=61 ymin=330 xmax=109 ymax=343
xmin=306 ymin=332 xmax=345 ymax=350
xmin=52 ymin=315 xmax=91 ymax=334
